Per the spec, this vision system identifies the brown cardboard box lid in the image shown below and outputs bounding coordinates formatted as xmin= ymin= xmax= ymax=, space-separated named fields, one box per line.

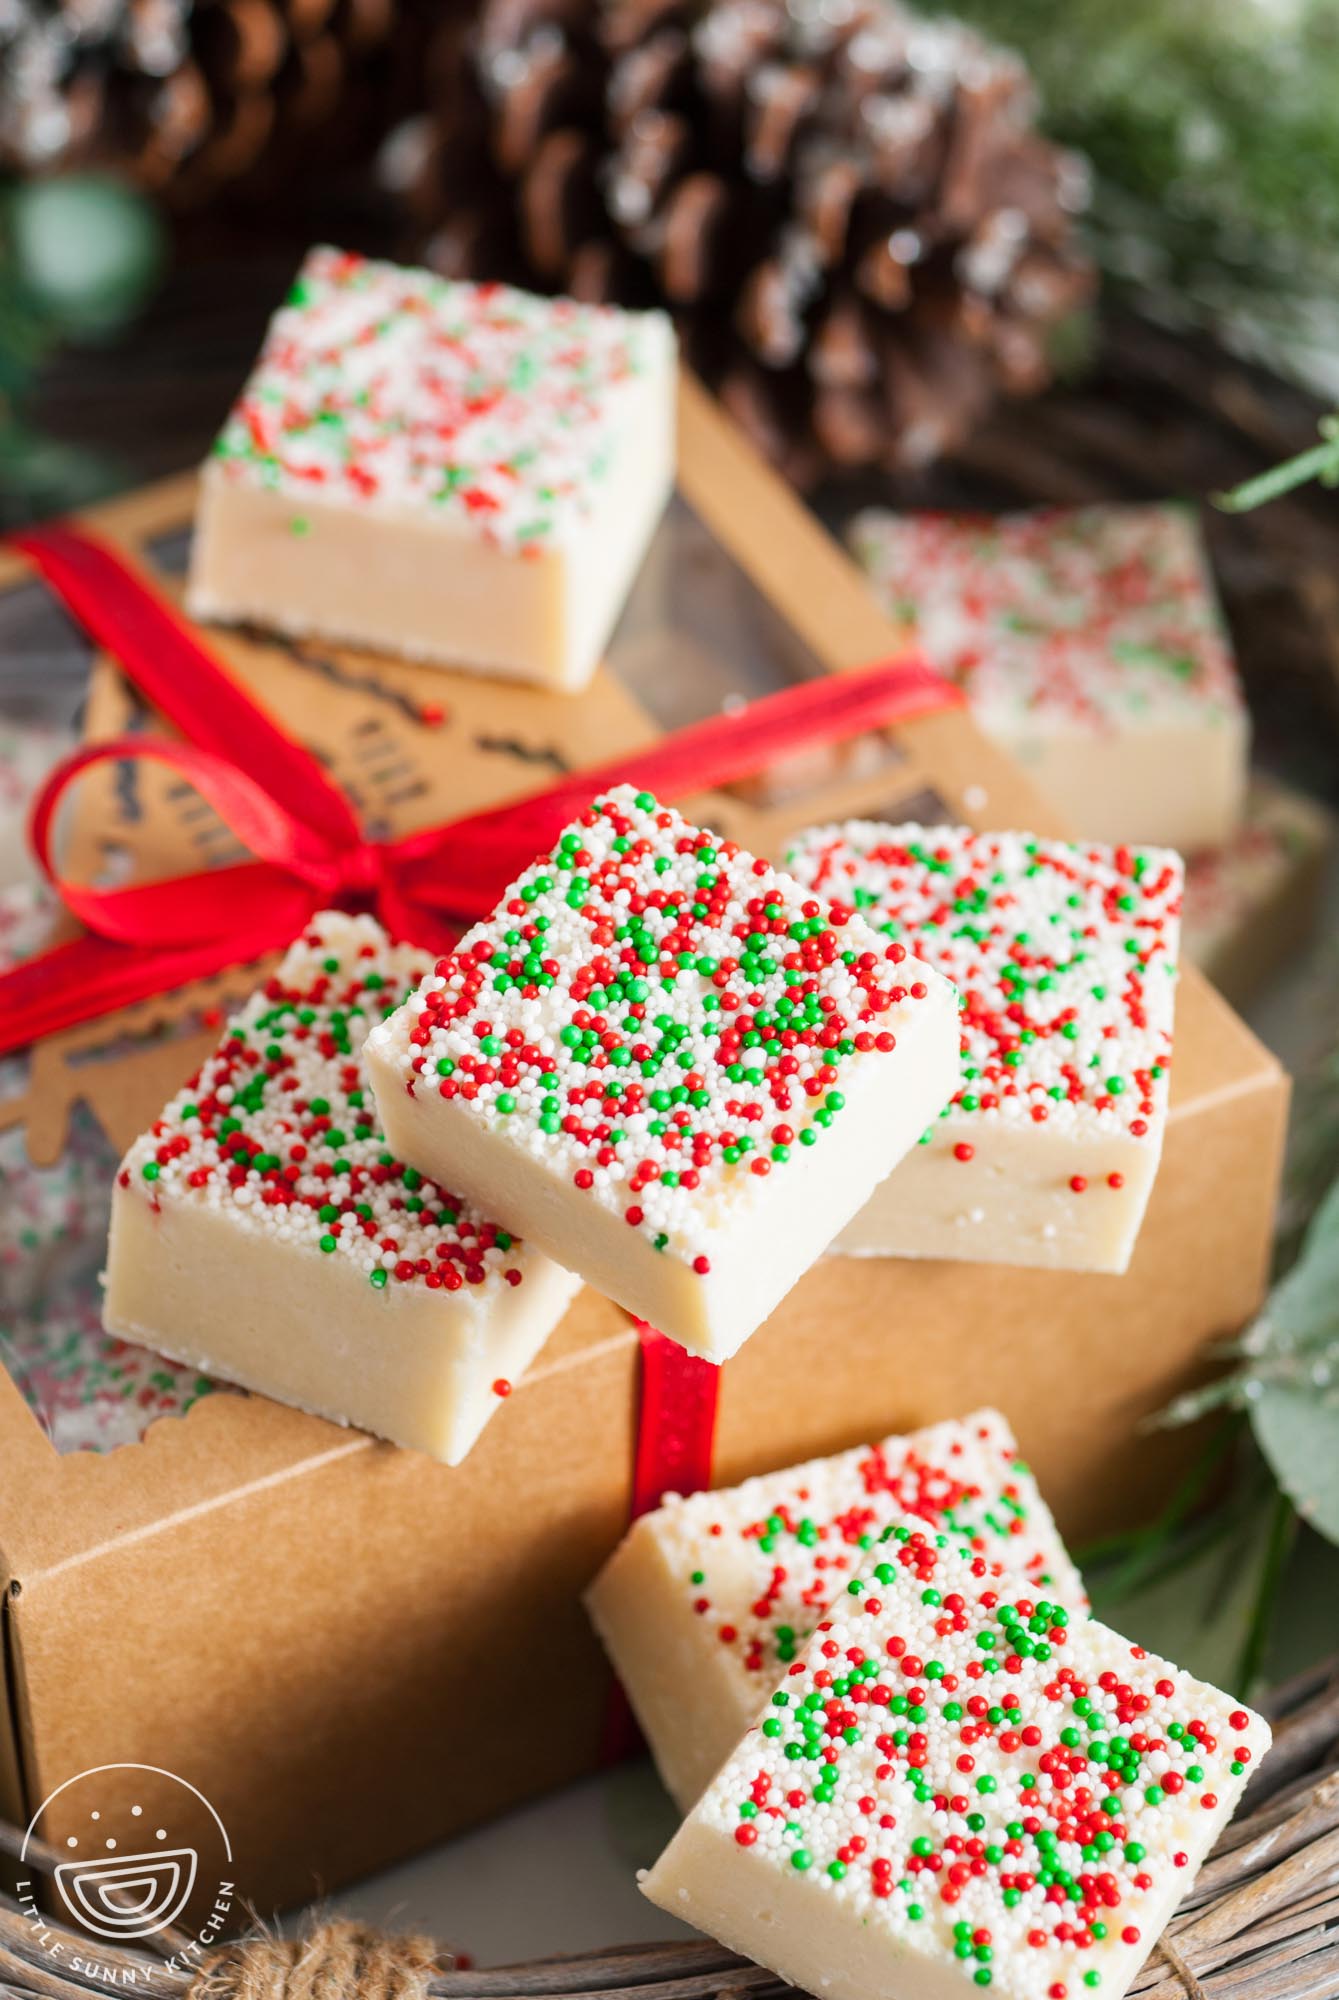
xmin=0 ymin=372 xmax=1283 ymax=1585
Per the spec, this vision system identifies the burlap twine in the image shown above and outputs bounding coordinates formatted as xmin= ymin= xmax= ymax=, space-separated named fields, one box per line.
xmin=187 ymin=1920 xmax=443 ymax=2000
xmin=1155 ymin=1935 xmax=1211 ymax=2000
xmin=180 ymin=1919 xmax=1214 ymax=2000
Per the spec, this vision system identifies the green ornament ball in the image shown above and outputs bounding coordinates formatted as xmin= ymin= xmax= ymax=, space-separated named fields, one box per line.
xmin=7 ymin=174 xmax=165 ymax=340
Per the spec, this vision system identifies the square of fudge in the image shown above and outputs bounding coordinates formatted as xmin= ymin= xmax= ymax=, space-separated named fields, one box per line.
xmin=365 ymin=786 xmax=960 ymax=1361
xmin=784 ymin=822 xmax=1183 ymax=1274
xmin=587 ymin=1408 xmax=1086 ymax=1808
xmin=187 ymin=246 xmax=676 ymax=691
xmin=643 ymin=1519 xmax=1270 ymax=2000
xmin=104 ymin=912 xmax=581 ymax=1464
xmin=850 ymin=503 xmax=1248 ymax=851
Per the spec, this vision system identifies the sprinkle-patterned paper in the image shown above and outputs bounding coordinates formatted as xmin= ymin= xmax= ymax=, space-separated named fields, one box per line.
xmin=0 ymin=1022 xmax=219 ymax=1453
xmin=4 ymin=1278 xmax=219 ymax=1454
xmin=1 ymin=1092 xmax=110 ymax=1320
xmin=645 ymin=1521 xmax=1270 ymax=2000
xmin=207 ymin=245 xmax=671 ymax=551
xmin=848 ymin=504 xmax=1244 ymax=735
xmin=379 ymin=787 xmax=953 ymax=1271
xmin=0 ymin=715 xmax=73 ymax=887
xmin=784 ymin=824 xmax=1182 ymax=1160
xmin=0 ymin=868 xmax=222 ymax=1453
xmin=0 ymin=876 xmax=56 ymax=970
xmin=118 ymin=912 xmax=537 ymax=1299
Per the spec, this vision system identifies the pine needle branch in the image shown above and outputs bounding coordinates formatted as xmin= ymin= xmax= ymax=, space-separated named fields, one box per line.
xmin=1215 ymin=416 xmax=1339 ymax=512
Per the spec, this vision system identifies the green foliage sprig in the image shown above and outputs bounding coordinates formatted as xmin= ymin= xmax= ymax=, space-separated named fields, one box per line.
xmin=1160 ymin=1181 xmax=1339 ymax=1546
xmin=1214 ymin=414 xmax=1339 ymax=512
xmin=919 ymin=0 xmax=1339 ymax=397
xmin=1082 ymin=1114 xmax=1339 ymax=1690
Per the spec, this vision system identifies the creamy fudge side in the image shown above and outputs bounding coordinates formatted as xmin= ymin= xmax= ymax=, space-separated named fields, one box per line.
xmin=104 ymin=913 xmax=581 ymax=1464
xmin=785 ymin=823 xmax=1183 ymax=1274
xmin=587 ymin=1409 xmax=1085 ymax=1809
xmin=643 ymin=1520 xmax=1270 ymax=2000
xmin=188 ymin=246 xmax=676 ymax=691
xmin=850 ymin=503 xmax=1248 ymax=851
xmin=365 ymin=787 xmax=960 ymax=1362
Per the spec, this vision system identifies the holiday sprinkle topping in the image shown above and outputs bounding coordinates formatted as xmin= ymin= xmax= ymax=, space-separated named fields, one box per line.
xmin=210 ymin=245 xmax=669 ymax=549
xmin=117 ymin=912 xmax=530 ymax=1297
xmin=653 ymin=1411 xmax=1087 ymax=1688
xmin=850 ymin=504 xmax=1244 ymax=732
xmin=385 ymin=787 xmax=953 ymax=1267
xmin=687 ymin=1522 xmax=1269 ymax=1998
xmin=784 ymin=825 xmax=1182 ymax=1149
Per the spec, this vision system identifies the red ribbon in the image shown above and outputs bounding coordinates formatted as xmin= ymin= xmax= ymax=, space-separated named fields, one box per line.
xmin=0 ymin=521 xmax=960 ymax=1060
xmin=599 ymin=1323 xmax=721 ymax=1761
xmin=10 ymin=516 xmax=957 ymax=1751
xmin=632 ymin=1324 xmax=721 ymax=1518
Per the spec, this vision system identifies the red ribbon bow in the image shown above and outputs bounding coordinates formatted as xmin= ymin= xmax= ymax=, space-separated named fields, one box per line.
xmin=0 ymin=521 xmax=959 ymax=1058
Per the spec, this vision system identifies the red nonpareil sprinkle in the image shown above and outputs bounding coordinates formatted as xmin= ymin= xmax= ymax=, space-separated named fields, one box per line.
xmin=784 ymin=822 xmax=1183 ymax=1194
xmin=665 ymin=1509 xmax=1268 ymax=1995
xmin=117 ymin=911 xmax=532 ymax=1305
xmin=210 ymin=247 xmax=668 ymax=556
xmin=378 ymin=787 xmax=948 ymax=1271
xmin=849 ymin=504 xmax=1244 ymax=742
xmin=643 ymin=1412 xmax=1087 ymax=1787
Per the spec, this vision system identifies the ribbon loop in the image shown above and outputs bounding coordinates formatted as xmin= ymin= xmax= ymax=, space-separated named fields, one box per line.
xmin=12 ymin=523 xmax=362 ymax=851
xmin=0 ymin=520 xmax=959 ymax=1058
xmin=28 ymin=734 xmax=352 ymax=947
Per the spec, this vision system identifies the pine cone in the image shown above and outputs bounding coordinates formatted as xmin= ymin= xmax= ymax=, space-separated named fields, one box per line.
xmin=0 ymin=0 xmax=418 ymax=204
xmin=407 ymin=0 xmax=1093 ymax=486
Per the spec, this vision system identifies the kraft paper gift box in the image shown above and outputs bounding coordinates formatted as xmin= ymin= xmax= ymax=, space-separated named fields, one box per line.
xmin=0 ymin=377 xmax=1287 ymax=1913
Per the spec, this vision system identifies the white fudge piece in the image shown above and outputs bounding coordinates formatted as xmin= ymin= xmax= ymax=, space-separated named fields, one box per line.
xmin=104 ymin=912 xmax=581 ymax=1464
xmin=643 ymin=1519 xmax=1269 ymax=2000
xmin=784 ymin=823 xmax=1183 ymax=1274
xmin=188 ymin=246 xmax=676 ymax=691
xmin=587 ymin=1408 xmax=1085 ymax=1809
xmin=850 ymin=504 xmax=1249 ymax=851
xmin=365 ymin=786 xmax=960 ymax=1362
